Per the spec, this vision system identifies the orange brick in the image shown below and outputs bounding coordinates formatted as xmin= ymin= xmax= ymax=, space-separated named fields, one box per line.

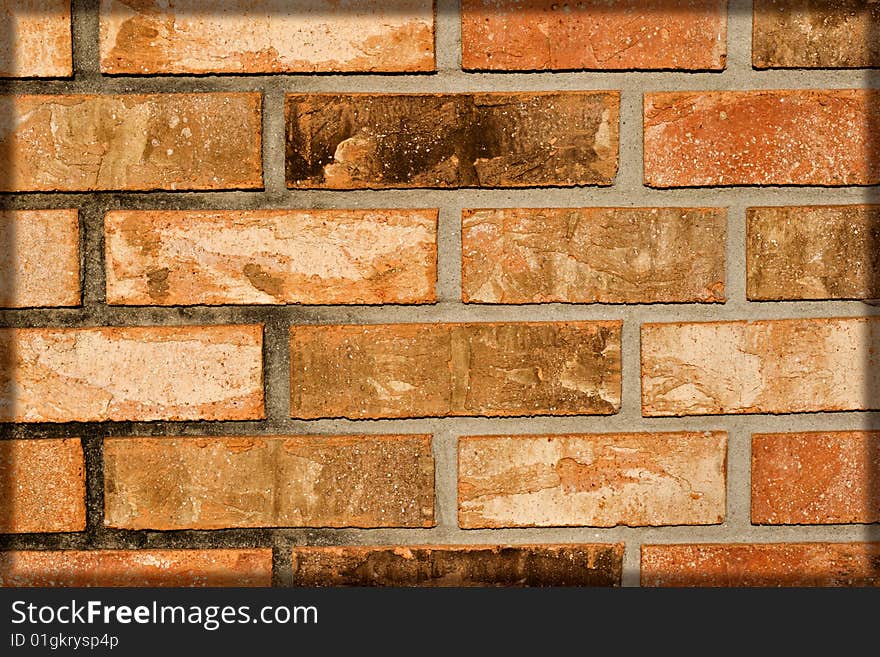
xmin=752 ymin=432 xmax=880 ymax=524
xmin=286 ymin=93 xmax=619 ymax=189
xmin=104 ymin=435 xmax=434 ymax=530
xmin=753 ymin=0 xmax=880 ymax=68
xmin=462 ymin=0 xmax=726 ymax=71
xmin=641 ymin=318 xmax=880 ymax=416
xmin=100 ymin=0 xmax=434 ymax=74
xmin=0 ymin=326 xmax=264 ymax=423
xmin=641 ymin=543 xmax=880 ymax=587
xmin=462 ymin=208 xmax=726 ymax=303
xmin=747 ymin=205 xmax=880 ymax=301
xmin=290 ymin=322 xmax=622 ymax=419
xmin=0 ymin=439 xmax=85 ymax=534
xmin=0 ymin=1 xmax=72 ymax=77
xmin=459 ymin=432 xmax=726 ymax=528
xmin=0 ymin=549 xmax=272 ymax=587
xmin=105 ymin=209 xmax=437 ymax=305
xmin=0 ymin=94 xmax=262 ymax=191
xmin=0 ymin=210 xmax=79 ymax=308
xmin=644 ymin=90 xmax=880 ymax=186
xmin=291 ymin=545 xmax=623 ymax=586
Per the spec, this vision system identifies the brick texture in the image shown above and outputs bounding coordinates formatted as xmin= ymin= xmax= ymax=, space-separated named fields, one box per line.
xmin=105 ymin=209 xmax=437 ymax=305
xmin=290 ymin=545 xmax=624 ymax=586
xmin=747 ymin=205 xmax=880 ymax=301
xmin=0 ymin=209 xmax=80 ymax=308
xmin=459 ymin=432 xmax=726 ymax=528
xmin=641 ymin=543 xmax=880 ymax=587
xmin=461 ymin=0 xmax=727 ymax=71
xmin=286 ymin=93 xmax=619 ymax=189
xmin=0 ymin=438 xmax=85 ymax=534
xmin=104 ymin=435 xmax=434 ymax=529
xmin=99 ymin=0 xmax=434 ymax=74
xmin=0 ymin=0 xmax=72 ymax=77
xmin=644 ymin=90 xmax=880 ymax=186
xmin=0 ymin=550 xmax=273 ymax=587
xmin=290 ymin=322 xmax=622 ymax=419
xmin=462 ymin=207 xmax=726 ymax=304
xmin=752 ymin=432 xmax=880 ymax=525
xmin=0 ymin=326 xmax=264 ymax=422
xmin=0 ymin=94 xmax=262 ymax=191
xmin=641 ymin=318 xmax=880 ymax=416
xmin=753 ymin=0 xmax=880 ymax=68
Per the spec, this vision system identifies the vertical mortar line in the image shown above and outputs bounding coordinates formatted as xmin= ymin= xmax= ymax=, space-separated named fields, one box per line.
xmin=71 ymin=0 xmax=100 ymax=79
xmin=723 ymin=418 xmax=753 ymax=534
xmin=436 ymin=202 xmax=462 ymax=303
xmin=81 ymin=431 xmax=105 ymax=544
xmin=79 ymin=198 xmax=109 ymax=317
xmin=726 ymin=0 xmax=755 ymax=77
xmin=262 ymin=84 xmax=287 ymax=198
xmin=432 ymin=426 xmax=458 ymax=533
xmin=262 ymin=309 xmax=291 ymax=425
xmin=434 ymin=0 xmax=462 ymax=73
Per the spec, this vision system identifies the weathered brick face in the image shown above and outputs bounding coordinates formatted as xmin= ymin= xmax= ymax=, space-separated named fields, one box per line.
xmin=2 ymin=2 xmax=877 ymax=590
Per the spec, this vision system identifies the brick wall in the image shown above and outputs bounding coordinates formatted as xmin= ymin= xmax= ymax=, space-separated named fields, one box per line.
xmin=0 ymin=0 xmax=877 ymax=587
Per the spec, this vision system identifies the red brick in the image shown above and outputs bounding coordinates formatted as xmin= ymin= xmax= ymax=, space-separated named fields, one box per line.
xmin=290 ymin=322 xmax=622 ymax=419
xmin=644 ymin=90 xmax=880 ymax=186
xmin=105 ymin=209 xmax=437 ymax=305
xmin=0 ymin=326 xmax=264 ymax=423
xmin=100 ymin=0 xmax=434 ymax=74
xmin=0 ymin=549 xmax=272 ymax=587
xmin=104 ymin=435 xmax=434 ymax=530
xmin=291 ymin=545 xmax=623 ymax=586
xmin=0 ymin=1 xmax=72 ymax=77
xmin=462 ymin=207 xmax=726 ymax=303
xmin=752 ymin=432 xmax=880 ymax=524
xmin=0 ymin=210 xmax=79 ymax=308
xmin=0 ymin=439 xmax=85 ymax=534
xmin=641 ymin=318 xmax=880 ymax=416
xmin=459 ymin=432 xmax=726 ymax=528
xmin=641 ymin=543 xmax=880 ymax=587
xmin=462 ymin=0 xmax=726 ymax=71
xmin=0 ymin=94 xmax=262 ymax=191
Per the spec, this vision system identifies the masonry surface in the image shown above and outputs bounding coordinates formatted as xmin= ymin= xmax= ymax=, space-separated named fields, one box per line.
xmin=0 ymin=0 xmax=878 ymax=588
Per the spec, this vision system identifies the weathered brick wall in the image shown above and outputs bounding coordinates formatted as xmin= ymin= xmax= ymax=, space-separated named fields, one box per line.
xmin=0 ymin=0 xmax=877 ymax=587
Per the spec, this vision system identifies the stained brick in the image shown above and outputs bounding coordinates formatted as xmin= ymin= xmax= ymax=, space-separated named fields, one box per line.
xmin=644 ymin=90 xmax=880 ymax=186
xmin=462 ymin=207 xmax=726 ymax=304
xmin=0 ymin=0 xmax=72 ymax=77
xmin=290 ymin=322 xmax=622 ymax=419
xmin=0 ymin=94 xmax=262 ymax=191
xmin=752 ymin=432 xmax=880 ymax=524
xmin=462 ymin=0 xmax=726 ymax=71
xmin=0 ymin=326 xmax=264 ymax=423
xmin=286 ymin=93 xmax=619 ymax=189
xmin=459 ymin=432 xmax=726 ymax=528
xmin=0 ymin=210 xmax=79 ymax=308
xmin=291 ymin=545 xmax=623 ymax=586
xmin=104 ymin=435 xmax=434 ymax=529
xmin=641 ymin=543 xmax=880 ymax=587
xmin=641 ymin=318 xmax=880 ymax=416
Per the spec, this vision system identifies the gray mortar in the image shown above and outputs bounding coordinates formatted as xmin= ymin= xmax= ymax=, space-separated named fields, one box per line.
xmin=0 ymin=0 xmax=878 ymax=587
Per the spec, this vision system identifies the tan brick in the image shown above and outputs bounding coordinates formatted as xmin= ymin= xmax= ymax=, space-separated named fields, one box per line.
xmin=459 ymin=432 xmax=726 ymax=528
xmin=752 ymin=432 xmax=880 ymax=525
xmin=462 ymin=0 xmax=726 ymax=71
xmin=641 ymin=543 xmax=880 ymax=587
xmin=286 ymin=92 xmax=619 ymax=189
xmin=0 ymin=439 xmax=85 ymax=534
xmin=0 ymin=210 xmax=79 ymax=308
xmin=290 ymin=322 xmax=622 ymax=419
xmin=0 ymin=94 xmax=262 ymax=192
xmin=754 ymin=0 xmax=880 ymax=68
xmin=462 ymin=208 xmax=726 ymax=304
xmin=105 ymin=209 xmax=437 ymax=306
xmin=0 ymin=549 xmax=272 ymax=587
xmin=100 ymin=0 xmax=434 ymax=74
xmin=104 ymin=435 xmax=434 ymax=530
xmin=641 ymin=318 xmax=880 ymax=416
xmin=747 ymin=205 xmax=880 ymax=301
xmin=291 ymin=544 xmax=623 ymax=586
xmin=0 ymin=326 xmax=264 ymax=423
xmin=0 ymin=1 xmax=72 ymax=77
xmin=644 ymin=90 xmax=880 ymax=186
